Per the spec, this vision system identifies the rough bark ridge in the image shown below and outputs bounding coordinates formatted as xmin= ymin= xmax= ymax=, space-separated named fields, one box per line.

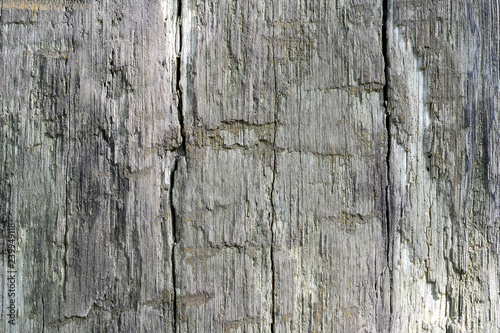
xmin=0 ymin=0 xmax=499 ymax=332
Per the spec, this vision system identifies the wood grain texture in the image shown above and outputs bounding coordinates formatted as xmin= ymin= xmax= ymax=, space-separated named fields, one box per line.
xmin=1 ymin=0 xmax=499 ymax=332
xmin=1 ymin=1 xmax=180 ymax=331
xmin=176 ymin=0 xmax=388 ymax=331
xmin=387 ymin=1 xmax=500 ymax=332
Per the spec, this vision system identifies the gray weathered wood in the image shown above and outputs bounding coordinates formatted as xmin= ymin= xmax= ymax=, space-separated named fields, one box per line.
xmin=1 ymin=1 xmax=179 ymax=331
xmin=1 ymin=0 xmax=499 ymax=332
xmin=387 ymin=1 xmax=500 ymax=331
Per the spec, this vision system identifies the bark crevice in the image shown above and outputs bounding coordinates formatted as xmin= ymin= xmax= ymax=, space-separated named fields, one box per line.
xmin=270 ymin=7 xmax=279 ymax=332
xmin=382 ymin=0 xmax=390 ymax=259
xmin=0 ymin=0 xmax=4 ymax=24
xmin=176 ymin=0 xmax=186 ymax=156
xmin=169 ymin=158 xmax=179 ymax=333
xmin=171 ymin=0 xmax=184 ymax=330
xmin=42 ymin=295 xmax=45 ymax=333
xmin=382 ymin=0 xmax=393 ymax=320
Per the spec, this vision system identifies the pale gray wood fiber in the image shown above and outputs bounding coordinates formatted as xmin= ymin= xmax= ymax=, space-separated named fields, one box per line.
xmin=177 ymin=0 xmax=388 ymax=332
xmin=0 ymin=0 xmax=499 ymax=332
xmin=387 ymin=1 xmax=500 ymax=332
xmin=1 ymin=1 xmax=179 ymax=332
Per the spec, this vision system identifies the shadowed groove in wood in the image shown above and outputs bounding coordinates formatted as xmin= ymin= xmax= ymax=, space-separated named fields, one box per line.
xmin=172 ymin=0 xmax=185 ymax=332
xmin=270 ymin=1 xmax=279 ymax=331
xmin=382 ymin=0 xmax=393 ymax=323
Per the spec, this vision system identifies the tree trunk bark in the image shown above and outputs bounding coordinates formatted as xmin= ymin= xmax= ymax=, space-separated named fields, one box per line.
xmin=0 ymin=0 xmax=498 ymax=332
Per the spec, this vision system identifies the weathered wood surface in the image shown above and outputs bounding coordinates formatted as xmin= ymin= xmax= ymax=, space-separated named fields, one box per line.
xmin=387 ymin=1 xmax=500 ymax=332
xmin=178 ymin=0 xmax=388 ymax=331
xmin=0 ymin=0 xmax=499 ymax=332
xmin=0 ymin=0 xmax=180 ymax=331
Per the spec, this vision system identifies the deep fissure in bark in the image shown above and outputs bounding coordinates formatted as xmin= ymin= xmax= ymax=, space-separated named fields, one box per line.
xmin=0 ymin=0 xmax=4 ymax=25
xmin=270 ymin=128 xmax=277 ymax=333
xmin=169 ymin=158 xmax=179 ymax=332
xmin=270 ymin=7 xmax=278 ymax=332
xmin=171 ymin=0 xmax=184 ymax=331
xmin=176 ymin=0 xmax=186 ymax=156
xmin=382 ymin=0 xmax=390 ymax=265
xmin=41 ymin=295 xmax=45 ymax=333
xmin=382 ymin=0 xmax=392 ymax=319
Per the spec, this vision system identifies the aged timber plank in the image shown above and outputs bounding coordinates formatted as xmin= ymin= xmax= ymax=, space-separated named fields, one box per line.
xmin=387 ymin=0 xmax=500 ymax=331
xmin=174 ymin=0 xmax=276 ymax=331
xmin=175 ymin=0 xmax=389 ymax=332
xmin=0 ymin=1 xmax=180 ymax=331
xmin=270 ymin=1 xmax=389 ymax=332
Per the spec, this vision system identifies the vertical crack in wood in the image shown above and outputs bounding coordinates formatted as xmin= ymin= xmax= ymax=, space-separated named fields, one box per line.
xmin=382 ymin=0 xmax=393 ymax=320
xmin=41 ymin=295 xmax=45 ymax=333
xmin=270 ymin=118 xmax=277 ymax=333
xmin=171 ymin=0 xmax=184 ymax=331
xmin=175 ymin=0 xmax=186 ymax=157
xmin=63 ymin=69 xmax=72 ymax=304
xmin=270 ymin=5 xmax=278 ymax=332
xmin=169 ymin=158 xmax=179 ymax=333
